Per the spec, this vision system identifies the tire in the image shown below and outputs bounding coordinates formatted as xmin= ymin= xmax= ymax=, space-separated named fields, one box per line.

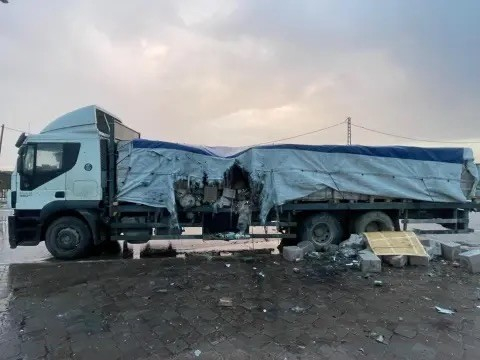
xmin=354 ymin=211 xmax=394 ymax=234
xmin=45 ymin=216 xmax=92 ymax=260
xmin=300 ymin=213 xmax=343 ymax=250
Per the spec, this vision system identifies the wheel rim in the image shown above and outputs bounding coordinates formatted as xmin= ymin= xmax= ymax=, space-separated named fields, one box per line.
xmin=56 ymin=228 xmax=81 ymax=251
xmin=311 ymin=223 xmax=331 ymax=245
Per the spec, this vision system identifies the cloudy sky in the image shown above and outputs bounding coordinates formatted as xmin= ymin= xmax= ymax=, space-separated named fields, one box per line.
xmin=1 ymin=0 xmax=479 ymax=169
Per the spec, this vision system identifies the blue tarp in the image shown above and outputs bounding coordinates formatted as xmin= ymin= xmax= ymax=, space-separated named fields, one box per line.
xmin=118 ymin=140 xmax=478 ymax=223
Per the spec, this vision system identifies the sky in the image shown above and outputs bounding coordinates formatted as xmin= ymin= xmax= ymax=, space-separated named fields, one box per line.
xmin=1 ymin=0 xmax=479 ymax=169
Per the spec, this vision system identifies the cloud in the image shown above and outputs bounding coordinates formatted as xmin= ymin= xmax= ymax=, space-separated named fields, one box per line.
xmin=0 ymin=0 xmax=479 ymax=169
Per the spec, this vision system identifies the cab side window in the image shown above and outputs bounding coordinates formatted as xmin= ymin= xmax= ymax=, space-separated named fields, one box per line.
xmin=20 ymin=143 xmax=80 ymax=190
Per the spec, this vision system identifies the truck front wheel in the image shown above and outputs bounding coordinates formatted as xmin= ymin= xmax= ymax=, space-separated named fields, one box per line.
xmin=45 ymin=217 xmax=92 ymax=260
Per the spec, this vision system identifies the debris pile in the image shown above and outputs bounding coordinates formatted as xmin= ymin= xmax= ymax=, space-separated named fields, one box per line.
xmin=283 ymin=231 xmax=480 ymax=274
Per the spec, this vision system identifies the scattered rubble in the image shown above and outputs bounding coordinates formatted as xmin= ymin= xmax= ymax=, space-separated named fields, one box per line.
xmin=290 ymin=306 xmax=306 ymax=313
xmin=297 ymin=241 xmax=315 ymax=255
xmin=459 ymin=249 xmax=480 ymax=273
xmin=420 ymin=238 xmax=442 ymax=257
xmin=375 ymin=335 xmax=386 ymax=344
xmin=284 ymin=232 xmax=480 ymax=277
xmin=283 ymin=246 xmax=304 ymax=262
xmin=359 ymin=250 xmax=381 ymax=273
xmin=340 ymin=248 xmax=357 ymax=258
xmin=409 ymin=256 xmax=429 ymax=267
xmin=441 ymin=242 xmax=462 ymax=261
xmin=383 ymin=255 xmax=408 ymax=268
xmin=325 ymin=244 xmax=339 ymax=253
xmin=218 ymin=298 xmax=233 ymax=307
xmin=340 ymin=234 xmax=365 ymax=250
xmin=435 ymin=306 xmax=455 ymax=315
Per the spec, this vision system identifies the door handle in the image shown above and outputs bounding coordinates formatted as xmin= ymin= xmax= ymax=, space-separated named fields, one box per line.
xmin=55 ymin=191 xmax=65 ymax=198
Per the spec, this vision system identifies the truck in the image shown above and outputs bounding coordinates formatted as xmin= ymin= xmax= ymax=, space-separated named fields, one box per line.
xmin=8 ymin=105 xmax=480 ymax=259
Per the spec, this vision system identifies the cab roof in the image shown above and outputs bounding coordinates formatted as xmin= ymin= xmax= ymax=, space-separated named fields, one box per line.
xmin=40 ymin=105 xmax=122 ymax=134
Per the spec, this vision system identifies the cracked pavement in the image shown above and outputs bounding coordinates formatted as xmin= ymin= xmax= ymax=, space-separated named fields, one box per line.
xmin=0 ymin=253 xmax=479 ymax=359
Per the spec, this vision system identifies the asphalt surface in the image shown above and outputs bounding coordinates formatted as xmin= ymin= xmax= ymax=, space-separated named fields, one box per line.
xmin=0 ymin=209 xmax=479 ymax=359
xmin=1 ymin=254 xmax=480 ymax=360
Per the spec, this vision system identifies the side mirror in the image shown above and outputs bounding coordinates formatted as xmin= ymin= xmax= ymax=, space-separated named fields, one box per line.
xmin=16 ymin=147 xmax=24 ymax=175
xmin=15 ymin=133 xmax=27 ymax=148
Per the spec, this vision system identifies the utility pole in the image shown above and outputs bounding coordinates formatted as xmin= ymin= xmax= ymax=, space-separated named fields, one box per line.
xmin=0 ymin=124 xmax=4 ymax=155
xmin=346 ymin=117 xmax=352 ymax=145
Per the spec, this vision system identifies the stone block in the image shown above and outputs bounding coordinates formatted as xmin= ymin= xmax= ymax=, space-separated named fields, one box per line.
xmin=409 ymin=256 xmax=429 ymax=266
xmin=459 ymin=249 xmax=480 ymax=273
xmin=424 ymin=240 xmax=442 ymax=256
xmin=282 ymin=246 xmax=304 ymax=262
xmin=339 ymin=234 xmax=365 ymax=250
xmin=297 ymin=241 xmax=315 ymax=255
xmin=440 ymin=242 xmax=461 ymax=261
xmin=383 ymin=255 xmax=408 ymax=268
xmin=359 ymin=250 xmax=381 ymax=273
xmin=420 ymin=238 xmax=442 ymax=257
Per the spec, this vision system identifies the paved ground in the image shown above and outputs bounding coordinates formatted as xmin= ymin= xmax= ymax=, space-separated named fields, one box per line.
xmin=0 ymin=252 xmax=480 ymax=360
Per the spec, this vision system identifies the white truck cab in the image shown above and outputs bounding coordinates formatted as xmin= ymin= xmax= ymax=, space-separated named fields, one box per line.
xmin=9 ymin=105 xmax=139 ymax=258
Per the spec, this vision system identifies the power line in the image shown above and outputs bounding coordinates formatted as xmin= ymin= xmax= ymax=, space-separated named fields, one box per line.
xmin=254 ymin=120 xmax=345 ymax=146
xmin=352 ymin=123 xmax=480 ymax=144
xmin=4 ymin=125 xmax=26 ymax=133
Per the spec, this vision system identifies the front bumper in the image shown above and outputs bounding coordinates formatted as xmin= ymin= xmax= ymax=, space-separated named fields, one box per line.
xmin=8 ymin=215 xmax=41 ymax=248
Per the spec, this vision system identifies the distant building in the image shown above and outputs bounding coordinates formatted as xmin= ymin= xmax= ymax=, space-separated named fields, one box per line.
xmin=0 ymin=171 xmax=11 ymax=199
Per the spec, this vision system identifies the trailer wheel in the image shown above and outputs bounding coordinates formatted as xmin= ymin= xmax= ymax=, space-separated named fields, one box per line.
xmin=45 ymin=217 xmax=92 ymax=260
xmin=301 ymin=213 xmax=343 ymax=250
xmin=354 ymin=211 xmax=394 ymax=233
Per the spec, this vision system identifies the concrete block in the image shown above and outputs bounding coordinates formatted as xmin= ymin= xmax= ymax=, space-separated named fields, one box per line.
xmin=283 ymin=246 xmax=304 ymax=262
xmin=428 ymin=240 xmax=442 ymax=256
xmin=409 ymin=256 xmax=429 ymax=267
xmin=297 ymin=241 xmax=315 ymax=256
xmin=383 ymin=255 xmax=408 ymax=268
xmin=440 ymin=242 xmax=461 ymax=261
xmin=459 ymin=249 xmax=480 ymax=273
xmin=422 ymin=240 xmax=442 ymax=256
xmin=339 ymin=234 xmax=365 ymax=250
xmin=359 ymin=250 xmax=381 ymax=273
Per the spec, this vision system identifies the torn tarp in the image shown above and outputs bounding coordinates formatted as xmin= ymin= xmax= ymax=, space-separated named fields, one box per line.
xmin=116 ymin=140 xmax=478 ymax=224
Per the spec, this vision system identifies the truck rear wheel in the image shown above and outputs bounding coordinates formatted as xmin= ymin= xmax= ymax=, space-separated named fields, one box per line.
xmin=354 ymin=211 xmax=394 ymax=233
xmin=301 ymin=213 xmax=343 ymax=250
xmin=45 ymin=217 xmax=92 ymax=260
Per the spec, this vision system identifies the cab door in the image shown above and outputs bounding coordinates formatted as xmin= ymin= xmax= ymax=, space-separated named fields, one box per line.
xmin=16 ymin=142 xmax=79 ymax=210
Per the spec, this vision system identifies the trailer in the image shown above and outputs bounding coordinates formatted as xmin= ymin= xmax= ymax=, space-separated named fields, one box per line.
xmin=8 ymin=106 xmax=480 ymax=259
